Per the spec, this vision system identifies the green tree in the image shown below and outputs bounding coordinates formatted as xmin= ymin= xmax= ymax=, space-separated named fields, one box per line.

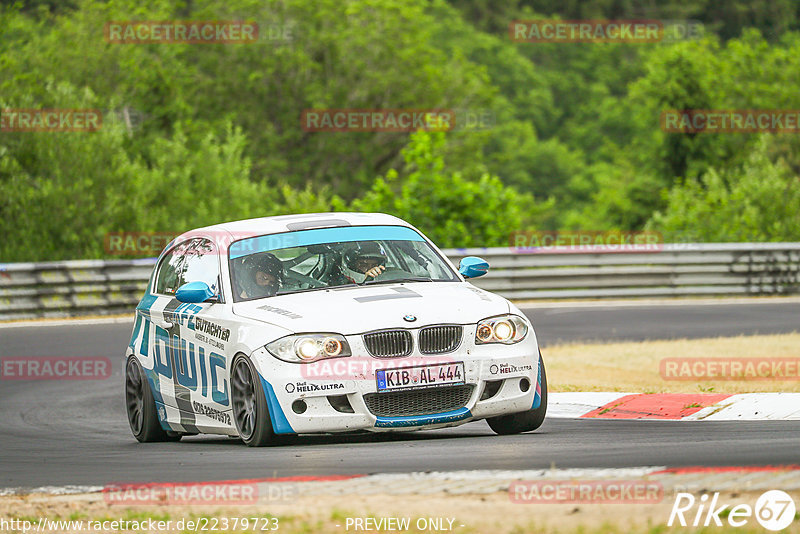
xmin=352 ymin=131 xmax=549 ymax=248
xmin=648 ymin=138 xmax=800 ymax=242
xmin=0 ymin=84 xmax=271 ymax=260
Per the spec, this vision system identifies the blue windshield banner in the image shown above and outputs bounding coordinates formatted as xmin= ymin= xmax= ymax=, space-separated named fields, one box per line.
xmin=228 ymin=225 xmax=425 ymax=259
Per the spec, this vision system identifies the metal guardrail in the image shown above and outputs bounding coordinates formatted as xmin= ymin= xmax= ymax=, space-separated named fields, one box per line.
xmin=448 ymin=243 xmax=800 ymax=300
xmin=1 ymin=243 xmax=799 ymax=321
xmin=0 ymin=259 xmax=156 ymax=321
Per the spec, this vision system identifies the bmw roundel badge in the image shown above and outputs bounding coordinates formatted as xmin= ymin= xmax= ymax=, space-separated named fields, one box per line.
xmin=403 ymin=314 xmax=417 ymax=322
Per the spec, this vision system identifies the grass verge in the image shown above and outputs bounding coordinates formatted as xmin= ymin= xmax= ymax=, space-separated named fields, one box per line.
xmin=546 ymin=333 xmax=800 ymax=393
xmin=2 ymin=490 xmax=799 ymax=533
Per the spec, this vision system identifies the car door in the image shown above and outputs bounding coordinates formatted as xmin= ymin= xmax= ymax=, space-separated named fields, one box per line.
xmin=171 ymin=239 xmax=234 ymax=433
xmin=135 ymin=237 xmax=227 ymax=433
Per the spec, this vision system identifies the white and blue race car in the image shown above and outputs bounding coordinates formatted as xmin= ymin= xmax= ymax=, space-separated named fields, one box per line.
xmin=125 ymin=213 xmax=547 ymax=446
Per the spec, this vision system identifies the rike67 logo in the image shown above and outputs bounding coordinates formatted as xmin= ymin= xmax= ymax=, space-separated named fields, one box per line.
xmin=669 ymin=490 xmax=796 ymax=531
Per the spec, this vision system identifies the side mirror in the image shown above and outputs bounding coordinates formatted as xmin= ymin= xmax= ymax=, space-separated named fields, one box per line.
xmin=458 ymin=256 xmax=489 ymax=279
xmin=175 ymin=281 xmax=217 ymax=303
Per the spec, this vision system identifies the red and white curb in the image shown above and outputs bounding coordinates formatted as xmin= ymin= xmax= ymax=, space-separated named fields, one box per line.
xmin=549 ymin=392 xmax=800 ymax=420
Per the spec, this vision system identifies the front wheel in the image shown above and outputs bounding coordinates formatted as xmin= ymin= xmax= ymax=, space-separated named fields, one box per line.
xmin=487 ymin=352 xmax=548 ymax=435
xmin=231 ymin=355 xmax=275 ymax=447
xmin=125 ymin=357 xmax=181 ymax=443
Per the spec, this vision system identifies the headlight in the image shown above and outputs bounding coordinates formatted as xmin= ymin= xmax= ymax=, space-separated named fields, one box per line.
xmin=475 ymin=315 xmax=528 ymax=344
xmin=266 ymin=333 xmax=352 ymax=363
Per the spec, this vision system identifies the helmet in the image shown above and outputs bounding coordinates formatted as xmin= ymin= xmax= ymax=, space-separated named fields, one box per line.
xmin=239 ymin=252 xmax=283 ymax=298
xmin=344 ymin=242 xmax=387 ymax=272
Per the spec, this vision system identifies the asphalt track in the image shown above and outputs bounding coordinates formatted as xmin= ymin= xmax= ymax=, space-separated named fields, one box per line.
xmin=0 ymin=300 xmax=798 ymax=489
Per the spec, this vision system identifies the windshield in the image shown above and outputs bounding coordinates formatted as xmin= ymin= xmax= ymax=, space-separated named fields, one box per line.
xmin=229 ymin=225 xmax=458 ymax=301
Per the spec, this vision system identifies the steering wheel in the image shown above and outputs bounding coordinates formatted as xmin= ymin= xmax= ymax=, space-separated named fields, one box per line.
xmin=283 ymin=269 xmax=327 ymax=290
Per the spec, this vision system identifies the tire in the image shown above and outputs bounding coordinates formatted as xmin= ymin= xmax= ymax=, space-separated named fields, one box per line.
xmin=125 ymin=356 xmax=182 ymax=443
xmin=231 ymin=355 xmax=275 ymax=447
xmin=487 ymin=352 xmax=548 ymax=435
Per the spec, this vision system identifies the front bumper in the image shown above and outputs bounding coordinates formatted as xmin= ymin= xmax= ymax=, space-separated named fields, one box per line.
xmin=250 ymin=325 xmax=541 ymax=434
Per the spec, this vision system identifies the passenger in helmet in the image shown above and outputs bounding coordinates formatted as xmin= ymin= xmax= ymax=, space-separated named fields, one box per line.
xmin=238 ymin=252 xmax=283 ymax=299
xmin=340 ymin=242 xmax=387 ymax=283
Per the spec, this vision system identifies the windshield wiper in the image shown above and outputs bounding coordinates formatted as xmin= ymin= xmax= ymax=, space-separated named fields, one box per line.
xmin=362 ymin=277 xmax=433 ymax=285
xmin=274 ymin=280 xmax=360 ymax=296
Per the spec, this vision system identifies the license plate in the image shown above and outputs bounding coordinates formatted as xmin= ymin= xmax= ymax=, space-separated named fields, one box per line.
xmin=376 ymin=362 xmax=465 ymax=392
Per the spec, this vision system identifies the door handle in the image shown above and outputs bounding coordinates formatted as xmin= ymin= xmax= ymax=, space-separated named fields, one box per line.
xmin=153 ymin=319 xmax=174 ymax=330
xmin=138 ymin=308 xmax=173 ymax=330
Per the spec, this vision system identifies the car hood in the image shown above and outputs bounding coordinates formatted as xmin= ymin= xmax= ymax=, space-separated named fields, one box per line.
xmin=232 ymin=282 xmax=509 ymax=334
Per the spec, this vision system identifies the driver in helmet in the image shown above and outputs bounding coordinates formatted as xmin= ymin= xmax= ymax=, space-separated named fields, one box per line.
xmin=238 ymin=252 xmax=284 ymax=299
xmin=340 ymin=242 xmax=387 ymax=283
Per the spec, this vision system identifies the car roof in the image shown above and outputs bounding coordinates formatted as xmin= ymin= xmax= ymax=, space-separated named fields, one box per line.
xmin=184 ymin=212 xmax=412 ymax=241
